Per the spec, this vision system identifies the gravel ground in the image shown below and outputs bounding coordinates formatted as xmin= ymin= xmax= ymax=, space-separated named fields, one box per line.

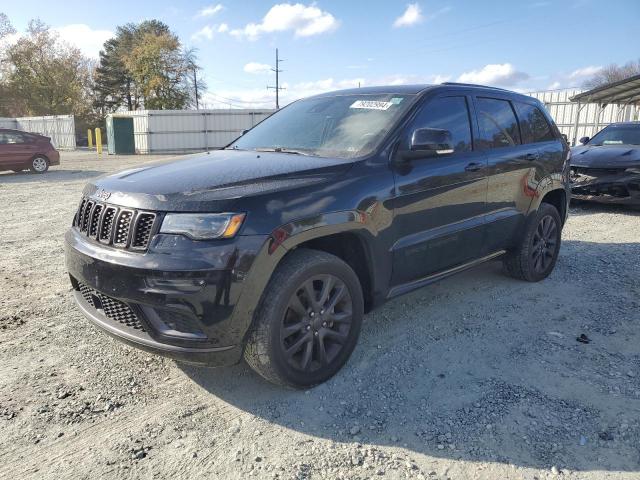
xmin=1 ymin=151 xmax=639 ymax=480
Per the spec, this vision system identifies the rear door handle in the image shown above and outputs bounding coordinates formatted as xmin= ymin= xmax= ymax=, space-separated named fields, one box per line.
xmin=464 ymin=162 xmax=484 ymax=172
xmin=524 ymin=153 xmax=539 ymax=161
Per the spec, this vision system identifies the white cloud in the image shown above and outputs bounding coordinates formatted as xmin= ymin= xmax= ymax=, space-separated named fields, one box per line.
xmin=380 ymin=73 xmax=450 ymax=85
xmin=393 ymin=3 xmax=423 ymax=28
xmin=244 ymin=62 xmax=272 ymax=74
xmin=197 ymin=4 xmax=223 ymax=18
xmin=230 ymin=3 xmax=338 ymax=40
xmin=431 ymin=74 xmax=452 ymax=84
xmin=568 ymin=65 xmax=602 ymax=80
xmin=457 ymin=63 xmax=529 ymax=86
xmin=538 ymin=65 xmax=604 ymax=91
xmin=192 ymin=25 xmax=215 ymax=41
xmin=191 ymin=23 xmax=228 ymax=41
xmin=54 ymin=24 xmax=113 ymax=58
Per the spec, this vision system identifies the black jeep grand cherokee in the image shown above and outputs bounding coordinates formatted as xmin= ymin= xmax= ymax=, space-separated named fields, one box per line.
xmin=65 ymin=83 xmax=570 ymax=388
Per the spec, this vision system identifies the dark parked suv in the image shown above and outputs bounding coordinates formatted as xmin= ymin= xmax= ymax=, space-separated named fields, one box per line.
xmin=65 ymin=83 xmax=570 ymax=387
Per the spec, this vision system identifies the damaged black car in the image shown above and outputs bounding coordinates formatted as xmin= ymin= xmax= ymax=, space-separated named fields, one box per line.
xmin=570 ymin=122 xmax=640 ymax=205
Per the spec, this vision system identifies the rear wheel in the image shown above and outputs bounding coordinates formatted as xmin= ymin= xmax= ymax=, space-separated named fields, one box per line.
xmin=29 ymin=156 xmax=49 ymax=173
xmin=503 ymin=203 xmax=562 ymax=282
xmin=244 ymin=249 xmax=364 ymax=388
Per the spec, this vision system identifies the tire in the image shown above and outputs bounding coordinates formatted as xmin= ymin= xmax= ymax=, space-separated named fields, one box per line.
xmin=503 ymin=203 xmax=562 ymax=282
xmin=244 ymin=248 xmax=364 ymax=388
xmin=29 ymin=156 xmax=49 ymax=173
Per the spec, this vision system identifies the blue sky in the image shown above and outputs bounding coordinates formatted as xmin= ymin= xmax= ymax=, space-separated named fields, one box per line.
xmin=3 ymin=0 xmax=639 ymax=108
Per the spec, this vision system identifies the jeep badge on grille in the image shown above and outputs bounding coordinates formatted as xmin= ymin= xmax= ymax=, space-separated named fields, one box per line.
xmin=95 ymin=188 xmax=111 ymax=201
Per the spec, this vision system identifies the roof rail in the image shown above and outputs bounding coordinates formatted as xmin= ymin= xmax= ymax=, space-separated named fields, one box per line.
xmin=441 ymin=82 xmax=512 ymax=92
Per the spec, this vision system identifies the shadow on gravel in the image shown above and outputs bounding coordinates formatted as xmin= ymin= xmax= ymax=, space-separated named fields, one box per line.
xmin=182 ymin=243 xmax=640 ymax=474
xmin=0 ymin=169 xmax=106 ymax=183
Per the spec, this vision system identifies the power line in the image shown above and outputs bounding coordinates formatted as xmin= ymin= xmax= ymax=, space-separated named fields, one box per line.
xmin=267 ymin=48 xmax=285 ymax=110
xmin=208 ymin=93 xmax=265 ymax=105
xmin=205 ymin=94 xmax=270 ymax=109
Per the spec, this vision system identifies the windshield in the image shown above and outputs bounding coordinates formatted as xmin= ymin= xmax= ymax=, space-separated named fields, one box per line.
xmin=229 ymin=93 xmax=416 ymax=159
xmin=589 ymin=125 xmax=640 ymax=146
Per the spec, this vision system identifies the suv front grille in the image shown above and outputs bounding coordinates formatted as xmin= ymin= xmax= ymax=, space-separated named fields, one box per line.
xmin=78 ymin=282 xmax=146 ymax=332
xmin=73 ymin=197 xmax=158 ymax=252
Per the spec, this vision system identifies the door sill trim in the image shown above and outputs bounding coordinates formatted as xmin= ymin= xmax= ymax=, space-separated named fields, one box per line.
xmin=387 ymin=250 xmax=506 ymax=299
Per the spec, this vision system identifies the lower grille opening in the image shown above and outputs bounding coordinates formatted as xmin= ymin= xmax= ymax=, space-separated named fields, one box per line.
xmin=77 ymin=282 xmax=146 ymax=332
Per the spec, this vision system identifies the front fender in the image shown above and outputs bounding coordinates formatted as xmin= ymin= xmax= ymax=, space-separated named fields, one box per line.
xmin=230 ymin=210 xmax=383 ymax=346
xmin=526 ymin=171 xmax=569 ymax=222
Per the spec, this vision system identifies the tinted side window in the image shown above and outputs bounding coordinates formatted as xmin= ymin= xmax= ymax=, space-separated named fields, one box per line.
xmin=0 ymin=133 xmax=25 ymax=144
xmin=476 ymin=98 xmax=521 ymax=149
xmin=516 ymin=102 xmax=555 ymax=144
xmin=411 ymin=96 xmax=472 ymax=153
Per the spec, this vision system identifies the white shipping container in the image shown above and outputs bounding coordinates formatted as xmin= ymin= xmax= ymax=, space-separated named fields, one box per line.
xmin=0 ymin=115 xmax=76 ymax=149
xmin=0 ymin=118 xmax=18 ymax=129
xmin=107 ymin=109 xmax=274 ymax=154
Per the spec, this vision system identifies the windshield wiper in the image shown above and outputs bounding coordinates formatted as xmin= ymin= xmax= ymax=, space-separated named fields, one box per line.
xmin=254 ymin=147 xmax=310 ymax=156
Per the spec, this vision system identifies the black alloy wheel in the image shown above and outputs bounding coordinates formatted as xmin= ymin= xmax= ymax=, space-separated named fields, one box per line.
xmin=280 ymin=274 xmax=353 ymax=372
xmin=503 ymin=202 xmax=562 ymax=282
xmin=530 ymin=214 xmax=558 ymax=274
xmin=244 ymin=249 xmax=364 ymax=388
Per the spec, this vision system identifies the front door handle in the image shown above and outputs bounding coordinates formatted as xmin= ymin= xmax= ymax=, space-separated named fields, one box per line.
xmin=464 ymin=162 xmax=484 ymax=172
xmin=524 ymin=153 xmax=539 ymax=161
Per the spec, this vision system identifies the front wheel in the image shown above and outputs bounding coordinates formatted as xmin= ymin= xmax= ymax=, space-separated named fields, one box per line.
xmin=29 ymin=156 xmax=49 ymax=173
xmin=503 ymin=203 xmax=562 ymax=282
xmin=244 ymin=249 xmax=364 ymax=388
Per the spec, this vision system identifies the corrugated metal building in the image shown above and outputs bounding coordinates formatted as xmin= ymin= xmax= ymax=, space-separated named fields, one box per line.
xmin=527 ymin=89 xmax=638 ymax=144
xmin=0 ymin=115 xmax=76 ymax=149
xmin=106 ymin=109 xmax=274 ymax=154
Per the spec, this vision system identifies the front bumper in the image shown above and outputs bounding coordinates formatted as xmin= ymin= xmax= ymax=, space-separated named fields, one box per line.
xmin=570 ymin=169 xmax=640 ymax=205
xmin=65 ymin=227 xmax=269 ymax=366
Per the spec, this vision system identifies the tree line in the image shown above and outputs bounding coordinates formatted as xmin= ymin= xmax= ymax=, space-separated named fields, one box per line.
xmin=0 ymin=13 xmax=204 ymax=136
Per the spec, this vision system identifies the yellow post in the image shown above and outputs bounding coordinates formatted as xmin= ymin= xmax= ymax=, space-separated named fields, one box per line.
xmin=95 ymin=128 xmax=102 ymax=155
xmin=87 ymin=129 xmax=93 ymax=149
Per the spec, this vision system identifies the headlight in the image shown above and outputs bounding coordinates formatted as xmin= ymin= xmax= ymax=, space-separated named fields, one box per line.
xmin=160 ymin=213 xmax=245 ymax=240
xmin=625 ymin=167 xmax=640 ymax=174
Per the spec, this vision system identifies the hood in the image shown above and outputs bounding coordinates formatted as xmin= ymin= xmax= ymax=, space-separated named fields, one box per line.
xmin=84 ymin=150 xmax=353 ymax=212
xmin=571 ymin=144 xmax=640 ymax=169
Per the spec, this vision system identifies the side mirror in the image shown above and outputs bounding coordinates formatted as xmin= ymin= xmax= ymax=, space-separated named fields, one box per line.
xmin=579 ymin=136 xmax=590 ymax=145
xmin=409 ymin=128 xmax=454 ymax=155
xmin=241 ymin=129 xmax=249 ymax=135
xmin=561 ymin=134 xmax=568 ymax=144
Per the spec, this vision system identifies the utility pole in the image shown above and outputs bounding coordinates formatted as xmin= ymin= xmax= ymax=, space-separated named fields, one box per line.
xmin=267 ymin=48 xmax=285 ymax=109
xmin=193 ymin=65 xmax=200 ymax=110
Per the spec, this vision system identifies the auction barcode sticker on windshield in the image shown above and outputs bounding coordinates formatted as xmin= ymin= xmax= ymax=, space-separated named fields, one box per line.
xmin=350 ymin=100 xmax=393 ymax=110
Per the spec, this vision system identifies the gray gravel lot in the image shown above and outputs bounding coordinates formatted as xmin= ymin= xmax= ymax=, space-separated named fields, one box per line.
xmin=1 ymin=151 xmax=639 ymax=479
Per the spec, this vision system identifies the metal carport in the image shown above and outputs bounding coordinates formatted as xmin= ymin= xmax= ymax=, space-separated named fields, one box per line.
xmin=570 ymin=74 xmax=640 ymax=144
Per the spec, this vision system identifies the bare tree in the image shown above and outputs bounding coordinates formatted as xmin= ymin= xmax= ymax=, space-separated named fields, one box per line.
xmin=0 ymin=12 xmax=15 ymax=39
xmin=582 ymin=59 xmax=640 ymax=89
